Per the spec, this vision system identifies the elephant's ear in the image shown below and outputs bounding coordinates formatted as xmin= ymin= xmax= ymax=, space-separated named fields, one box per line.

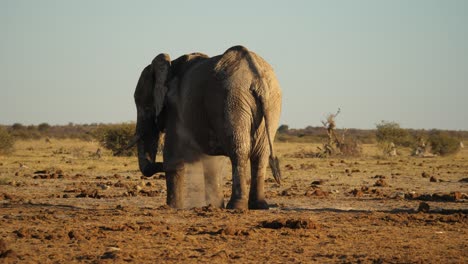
xmin=151 ymin=53 xmax=171 ymax=119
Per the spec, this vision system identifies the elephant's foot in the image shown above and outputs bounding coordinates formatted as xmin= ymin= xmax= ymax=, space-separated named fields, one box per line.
xmin=226 ymin=198 xmax=248 ymax=210
xmin=165 ymin=170 xmax=185 ymax=209
xmin=166 ymin=199 xmax=183 ymax=209
xmin=206 ymin=198 xmax=225 ymax=209
xmin=248 ymin=199 xmax=270 ymax=210
xmin=205 ymin=192 xmax=225 ymax=209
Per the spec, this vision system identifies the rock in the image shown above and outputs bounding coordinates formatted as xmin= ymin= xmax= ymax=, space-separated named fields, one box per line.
xmin=261 ymin=218 xmax=319 ymax=230
xmin=311 ymin=180 xmax=324 ymax=186
xmin=374 ymin=179 xmax=388 ymax=187
xmin=0 ymin=239 xmax=15 ymax=258
xmin=390 ymin=192 xmax=405 ymax=199
xmin=421 ymin=172 xmax=430 ymax=178
xmin=305 ymin=187 xmax=329 ymax=197
xmin=350 ymin=189 xmax=364 ymax=197
xmin=418 ymin=202 xmax=430 ymax=212
xmin=68 ymin=230 xmax=84 ymax=240
xmin=220 ymin=226 xmax=249 ymax=236
xmin=430 ymin=176 xmax=438 ymax=182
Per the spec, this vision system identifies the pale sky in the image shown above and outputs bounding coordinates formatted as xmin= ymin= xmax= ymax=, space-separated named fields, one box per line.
xmin=1 ymin=0 xmax=467 ymax=129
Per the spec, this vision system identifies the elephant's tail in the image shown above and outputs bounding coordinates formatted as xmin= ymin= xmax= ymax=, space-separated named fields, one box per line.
xmin=251 ymin=87 xmax=282 ymax=185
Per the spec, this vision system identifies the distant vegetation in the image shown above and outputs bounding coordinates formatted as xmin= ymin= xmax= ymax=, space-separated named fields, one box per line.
xmin=427 ymin=130 xmax=461 ymax=156
xmin=276 ymin=121 xmax=466 ymax=157
xmin=1 ymin=121 xmax=466 ymax=157
xmin=0 ymin=126 xmax=15 ymax=154
xmin=93 ymin=123 xmax=137 ymax=157
xmin=375 ymin=121 xmax=413 ymax=147
xmin=5 ymin=122 xmax=98 ymax=141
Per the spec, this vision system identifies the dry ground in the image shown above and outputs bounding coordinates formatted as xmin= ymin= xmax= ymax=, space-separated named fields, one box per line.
xmin=0 ymin=139 xmax=467 ymax=263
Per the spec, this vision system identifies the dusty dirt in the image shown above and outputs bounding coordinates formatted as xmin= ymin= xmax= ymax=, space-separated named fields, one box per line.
xmin=0 ymin=139 xmax=467 ymax=263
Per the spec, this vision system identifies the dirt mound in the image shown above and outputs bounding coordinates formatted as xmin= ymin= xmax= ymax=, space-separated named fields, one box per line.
xmin=405 ymin=191 xmax=466 ymax=202
xmin=261 ymin=218 xmax=319 ymax=229
xmin=0 ymin=239 xmax=15 ymax=259
xmin=219 ymin=226 xmax=250 ymax=236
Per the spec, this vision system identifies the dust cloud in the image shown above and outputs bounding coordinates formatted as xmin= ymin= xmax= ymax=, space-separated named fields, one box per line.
xmin=183 ymin=155 xmax=228 ymax=208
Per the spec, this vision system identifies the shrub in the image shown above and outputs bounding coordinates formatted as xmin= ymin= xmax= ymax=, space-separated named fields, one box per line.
xmin=38 ymin=122 xmax=51 ymax=132
xmin=427 ymin=130 xmax=460 ymax=156
xmin=94 ymin=123 xmax=137 ymax=156
xmin=375 ymin=121 xmax=413 ymax=147
xmin=0 ymin=127 xmax=15 ymax=155
xmin=277 ymin=124 xmax=289 ymax=134
xmin=11 ymin=123 xmax=24 ymax=130
xmin=338 ymin=139 xmax=362 ymax=157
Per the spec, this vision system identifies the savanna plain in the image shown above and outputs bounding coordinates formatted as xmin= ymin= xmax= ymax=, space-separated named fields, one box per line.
xmin=0 ymin=139 xmax=467 ymax=263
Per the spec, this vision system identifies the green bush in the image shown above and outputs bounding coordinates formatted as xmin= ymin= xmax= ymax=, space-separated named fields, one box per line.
xmin=277 ymin=124 xmax=289 ymax=134
xmin=375 ymin=121 xmax=413 ymax=147
xmin=94 ymin=123 xmax=137 ymax=156
xmin=0 ymin=127 xmax=15 ymax=155
xmin=427 ymin=130 xmax=460 ymax=156
xmin=38 ymin=122 xmax=51 ymax=132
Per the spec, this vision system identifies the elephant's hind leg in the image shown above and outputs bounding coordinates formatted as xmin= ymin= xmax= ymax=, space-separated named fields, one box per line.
xmin=226 ymin=152 xmax=250 ymax=210
xmin=248 ymin=154 xmax=269 ymax=210
xmin=202 ymin=156 xmax=225 ymax=208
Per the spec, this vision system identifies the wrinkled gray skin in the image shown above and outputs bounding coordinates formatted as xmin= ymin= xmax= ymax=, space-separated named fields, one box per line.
xmin=134 ymin=45 xmax=282 ymax=210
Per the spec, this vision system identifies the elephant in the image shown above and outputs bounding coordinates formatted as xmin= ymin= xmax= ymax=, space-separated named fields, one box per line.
xmin=132 ymin=45 xmax=282 ymax=210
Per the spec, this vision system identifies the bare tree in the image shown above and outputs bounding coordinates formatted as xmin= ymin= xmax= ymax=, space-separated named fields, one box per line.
xmin=316 ymin=108 xmax=361 ymax=157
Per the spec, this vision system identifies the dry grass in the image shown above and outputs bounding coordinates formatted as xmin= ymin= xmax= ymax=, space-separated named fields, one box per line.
xmin=0 ymin=139 xmax=467 ymax=263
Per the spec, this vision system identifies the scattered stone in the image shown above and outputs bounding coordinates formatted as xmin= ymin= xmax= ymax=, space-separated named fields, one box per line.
xmin=418 ymin=202 xmax=430 ymax=212
xmin=14 ymin=228 xmax=30 ymax=238
xmin=374 ymin=179 xmax=388 ymax=187
xmin=68 ymin=230 xmax=84 ymax=240
xmin=261 ymin=218 xmax=319 ymax=230
xmin=421 ymin=172 xmax=430 ymax=178
xmin=406 ymin=192 xmax=465 ymax=202
xmin=113 ymin=181 xmax=127 ymax=188
xmin=390 ymin=192 xmax=405 ymax=199
xmin=350 ymin=189 xmax=364 ymax=198
xmin=139 ymin=190 xmax=159 ymax=197
xmin=0 ymin=239 xmax=15 ymax=258
xmin=98 ymin=184 xmax=110 ymax=190
xmin=459 ymin=178 xmax=468 ymax=183
xmin=311 ymin=180 xmax=324 ymax=186
xmin=430 ymin=176 xmax=438 ymax=182
xmin=76 ymin=189 xmax=102 ymax=199
xmin=280 ymin=188 xmax=296 ymax=196
xmin=220 ymin=226 xmax=249 ymax=236
xmin=285 ymin=164 xmax=294 ymax=170
xmin=304 ymin=188 xmax=329 ymax=197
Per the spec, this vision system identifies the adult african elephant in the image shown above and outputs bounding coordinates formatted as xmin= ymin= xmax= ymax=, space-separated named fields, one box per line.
xmin=133 ymin=45 xmax=282 ymax=210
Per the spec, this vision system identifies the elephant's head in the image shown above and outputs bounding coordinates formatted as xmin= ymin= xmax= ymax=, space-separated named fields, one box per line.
xmin=133 ymin=53 xmax=171 ymax=176
xmin=133 ymin=52 xmax=209 ymax=177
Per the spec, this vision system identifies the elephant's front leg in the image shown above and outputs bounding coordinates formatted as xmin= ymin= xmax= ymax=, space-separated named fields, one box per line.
xmin=165 ymin=165 xmax=185 ymax=208
xmin=226 ymin=155 xmax=249 ymax=210
xmin=249 ymin=155 xmax=269 ymax=210
xmin=202 ymin=156 xmax=225 ymax=208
